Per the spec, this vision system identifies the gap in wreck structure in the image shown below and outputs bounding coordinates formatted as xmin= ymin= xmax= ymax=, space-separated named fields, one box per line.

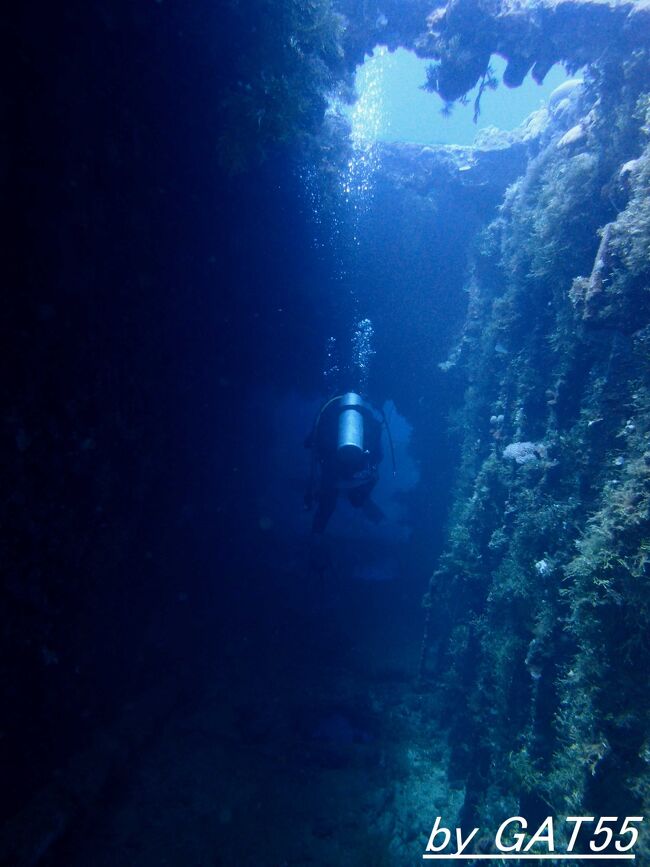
xmin=344 ymin=48 xmax=572 ymax=146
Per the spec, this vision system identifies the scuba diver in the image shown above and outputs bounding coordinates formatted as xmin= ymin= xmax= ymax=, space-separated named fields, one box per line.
xmin=304 ymin=392 xmax=394 ymax=534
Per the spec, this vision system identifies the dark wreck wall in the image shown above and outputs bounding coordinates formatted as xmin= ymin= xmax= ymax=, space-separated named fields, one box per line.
xmin=421 ymin=45 xmax=650 ymax=848
xmin=4 ymin=0 xmax=348 ymax=827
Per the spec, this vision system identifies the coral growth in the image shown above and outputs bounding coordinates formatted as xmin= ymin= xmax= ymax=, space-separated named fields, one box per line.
xmin=422 ymin=45 xmax=650 ymax=849
xmin=216 ymin=0 xmax=350 ymax=172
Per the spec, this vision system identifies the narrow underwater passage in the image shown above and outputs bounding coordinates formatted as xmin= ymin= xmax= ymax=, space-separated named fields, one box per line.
xmin=6 ymin=0 xmax=650 ymax=863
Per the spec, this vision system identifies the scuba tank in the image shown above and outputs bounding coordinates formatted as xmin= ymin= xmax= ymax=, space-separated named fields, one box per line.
xmin=309 ymin=391 xmax=396 ymax=478
xmin=336 ymin=392 xmax=366 ymax=472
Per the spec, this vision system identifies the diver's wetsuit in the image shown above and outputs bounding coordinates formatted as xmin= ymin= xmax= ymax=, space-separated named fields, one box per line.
xmin=306 ymin=396 xmax=383 ymax=534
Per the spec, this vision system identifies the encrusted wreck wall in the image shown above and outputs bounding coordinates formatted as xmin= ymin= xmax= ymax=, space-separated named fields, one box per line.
xmin=422 ymin=38 xmax=650 ymax=847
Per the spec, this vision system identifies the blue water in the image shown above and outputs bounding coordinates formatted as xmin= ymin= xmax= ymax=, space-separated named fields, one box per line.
xmin=347 ymin=49 xmax=571 ymax=146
